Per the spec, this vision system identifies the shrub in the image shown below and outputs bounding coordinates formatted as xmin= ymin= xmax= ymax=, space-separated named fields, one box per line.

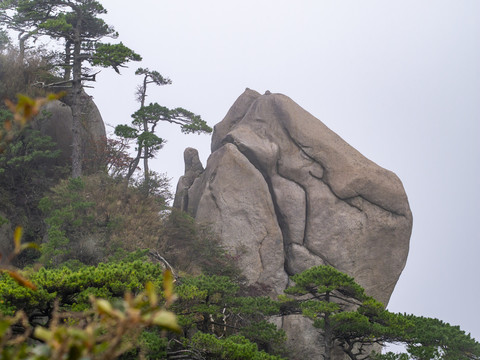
xmin=0 ymin=46 xmax=58 ymax=104
xmin=160 ymin=209 xmax=242 ymax=279
xmin=187 ymin=333 xmax=285 ymax=360
xmin=39 ymin=174 xmax=169 ymax=266
xmin=0 ymin=128 xmax=66 ymax=266
xmin=0 ymin=271 xmax=179 ymax=360
xmin=0 ymin=260 xmax=165 ymax=319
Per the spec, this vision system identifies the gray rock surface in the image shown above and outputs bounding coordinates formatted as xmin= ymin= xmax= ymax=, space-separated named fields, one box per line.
xmin=189 ymin=143 xmax=288 ymax=294
xmin=174 ymin=88 xmax=413 ymax=358
xmin=173 ymin=148 xmax=205 ymax=210
xmin=32 ymin=90 xmax=106 ymax=167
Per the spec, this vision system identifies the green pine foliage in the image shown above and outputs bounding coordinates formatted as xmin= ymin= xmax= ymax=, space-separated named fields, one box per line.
xmin=38 ymin=174 xmax=168 ymax=266
xmin=0 ymin=128 xmax=66 ymax=265
xmin=114 ymin=67 xmax=211 ymax=188
xmin=285 ymin=264 xmax=367 ymax=300
xmin=0 ymin=270 xmax=179 ymax=360
xmin=402 ymin=315 xmax=480 ymax=360
xmin=172 ymin=274 xmax=287 ymax=357
xmin=187 ymin=333 xmax=285 ymax=360
xmin=90 ymin=42 xmax=142 ymax=69
xmin=0 ymin=261 xmax=164 ymax=317
xmin=0 ymin=260 xmax=286 ymax=359
xmin=284 ymin=265 xmax=480 ymax=360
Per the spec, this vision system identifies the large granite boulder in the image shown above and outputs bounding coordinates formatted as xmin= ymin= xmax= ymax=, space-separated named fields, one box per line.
xmin=174 ymin=89 xmax=413 ymax=357
xmin=32 ymin=90 xmax=106 ymax=168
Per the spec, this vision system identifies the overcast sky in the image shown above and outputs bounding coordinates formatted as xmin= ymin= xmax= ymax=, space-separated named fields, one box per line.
xmin=87 ymin=0 xmax=480 ymax=341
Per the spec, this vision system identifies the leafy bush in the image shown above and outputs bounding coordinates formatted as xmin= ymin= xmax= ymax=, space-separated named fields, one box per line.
xmin=187 ymin=333 xmax=285 ymax=360
xmin=0 ymin=128 xmax=66 ymax=265
xmin=172 ymin=274 xmax=287 ymax=357
xmin=284 ymin=265 xmax=480 ymax=360
xmin=160 ymin=209 xmax=242 ymax=279
xmin=38 ymin=174 xmax=169 ymax=266
xmin=38 ymin=176 xmax=242 ymax=279
xmin=0 ymin=261 xmax=165 ymax=319
xmin=0 ymin=46 xmax=58 ymax=105
xmin=0 ymin=259 xmax=286 ymax=359
xmin=0 ymin=275 xmax=179 ymax=360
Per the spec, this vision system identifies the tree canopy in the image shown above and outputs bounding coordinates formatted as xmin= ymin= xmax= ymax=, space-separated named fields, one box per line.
xmin=115 ymin=67 xmax=211 ymax=192
xmin=0 ymin=0 xmax=141 ymax=177
xmin=284 ymin=265 xmax=480 ymax=360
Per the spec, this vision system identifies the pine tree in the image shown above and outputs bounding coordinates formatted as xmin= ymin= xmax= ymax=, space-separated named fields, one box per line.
xmin=285 ymin=265 xmax=480 ymax=360
xmin=115 ymin=67 xmax=211 ymax=192
xmin=1 ymin=0 xmax=141 ymax=177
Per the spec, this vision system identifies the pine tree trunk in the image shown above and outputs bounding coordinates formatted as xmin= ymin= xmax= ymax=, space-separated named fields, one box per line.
xmin=18 ymin=34 xmax=26 ymax=63
xmin=323 ymin=315 xmax=333 ymax=360
xmin=141 ymin=75 xmax=149 ymax=192
xmin=143 ymin=117 xmax=149 ymax=192
xmin=323 ymin=292 xmax=333 ymax=360
xmin=124 ymin=145 xmax=142 ymax=188
xmin=71 ymin=96 xmax=82 ymax=177
xmin=64 ymin=41 xmax=72 ymax=81
xmin=71 ymin=25 xmax=83 ymax=178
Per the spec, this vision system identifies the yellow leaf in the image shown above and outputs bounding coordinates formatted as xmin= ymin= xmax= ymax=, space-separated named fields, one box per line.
xmin=20 ymin=242 xmax=40 ymax=252
xmin=4 ymin=92 xmax=66 ymax=129
xmin=34 ymin=327 xmax=53 ymax=342
xmin=145 ymin=281 xmax=158 ymax=307
xmin=48 ymin=91 xmax=67 ymax=100
xmin=13 ymin=226 xmax=23 ymax=254
xmin=96 ymin=299 xmax=114 ymax=317
xmin=163 ymin=270 xmax=174 ymax=300
xmin=152 ymin=310 xmax=181 ymax=333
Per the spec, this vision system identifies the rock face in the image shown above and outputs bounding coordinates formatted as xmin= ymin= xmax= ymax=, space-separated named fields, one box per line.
xmin=174 ymin=89 xmax=413 ymax=358
xmin=32 ymin=90 xmax=106 ymax=167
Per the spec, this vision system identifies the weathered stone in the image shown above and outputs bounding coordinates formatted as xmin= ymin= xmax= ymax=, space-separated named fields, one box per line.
xmin=32 ymin=90 xmax=106 ymax=168
xmin=173 ymin=147 xmax=205 ymax=210
xmin=191 ymin=143 xmax=288 ymax=295
xmin=32 ymin=100 xmax=73 ymax=164
xmin=211 ymin=88 xmax=261 ymax=152
xmin=174 ymin=89 xmax=413 ymax=357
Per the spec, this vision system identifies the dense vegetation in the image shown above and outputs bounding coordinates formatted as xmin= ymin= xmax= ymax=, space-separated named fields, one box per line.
xmin=283 ymin=266 xmax=480 ymax=360
xmin=1 ymin=1 xmax=480 ymax=359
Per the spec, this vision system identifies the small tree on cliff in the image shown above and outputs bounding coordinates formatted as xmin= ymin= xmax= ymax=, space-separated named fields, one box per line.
xmin=285 ymin=265 xmax=373 ymax=360
xmin=1 ymin=0 xmax=141 ymax=177
xmin=284 ymin=265 xmax=480 ymax=360
xmin=115 ymin=67 xmax=212 ymax=191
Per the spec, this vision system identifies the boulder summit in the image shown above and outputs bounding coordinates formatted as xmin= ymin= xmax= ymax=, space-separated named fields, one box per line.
xmin=174 ymin=89 xmax=413 ymax=357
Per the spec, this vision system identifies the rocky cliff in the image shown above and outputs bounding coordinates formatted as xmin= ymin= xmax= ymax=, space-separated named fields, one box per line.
xmin=174 ymin=88 xmax=413 ymax=358
xmin=32 ymin=89 xmax=106 ymax=167
xmin=0 ymin=90 xmax=106 ymax=262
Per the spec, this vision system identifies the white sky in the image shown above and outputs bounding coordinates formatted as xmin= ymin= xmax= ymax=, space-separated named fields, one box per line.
xmin=86 ymin=0 xmax=480 ymax=341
